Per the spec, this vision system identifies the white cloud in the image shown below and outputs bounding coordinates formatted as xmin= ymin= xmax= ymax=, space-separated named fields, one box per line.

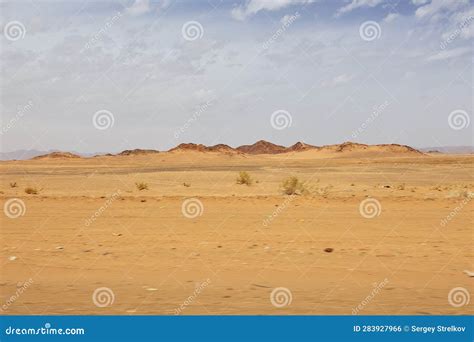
xmin=231 ymin=0 xmax=313 ymax=21
xmin=402 ymin=71 xmax=416 ymax=80
xmin=445 ymin=8 xmax=474 ymax=40
xmin=411 ymin=0 xmax=429 ymax=5
xmin=383 ymin=13 xmax=399 ymax=23
xmin=332 ymin=73 xmax=354 ymax=86
xmin=336 ymin=0 xmax=384 ymax=16
xmin=415 ymin=0 xmax=469 ymax=20
xmin=281 ymin=14 xmax=296 ymax=25
xmin=427 ymin=46 xmax=471 ymax=61
xmin=193 ymin=89 xmax=215 ymax=102
xmin=1 ymin=0 xmax=472 ymax=151
xmin=321 ymin=73 xmax=354 ymax=87
xmin=126 ymin=0 xmax=151 ymax=16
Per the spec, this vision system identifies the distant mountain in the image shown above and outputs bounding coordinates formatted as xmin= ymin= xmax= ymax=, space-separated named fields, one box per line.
xmin=7 ymin=142 xmax=469 ymax=161
xmin=117 ymin=149 xmax=160 ymax=156
xmin=236 ymin=140 xmax=288 ymax=154
xmin=419 ymin=146 xmax=474 ymax=154
xmin=33 ymin=152 xmax=81 ymax=160
xmin=0 ymin=149 xmax=104 ymax=161
xmin=168 ymin=143 xmax=239 ymax=154
xmin=0 ymin=149 xmax=52 ymax=160
xmin=168 ymin=143 xmax=211 ymax=153
xmin=287 ymin=142 xmax=319 ymax=152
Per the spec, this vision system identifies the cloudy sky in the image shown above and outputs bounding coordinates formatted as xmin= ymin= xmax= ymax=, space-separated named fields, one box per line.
xmin=0 ymin=0 xmax=472 ymax=153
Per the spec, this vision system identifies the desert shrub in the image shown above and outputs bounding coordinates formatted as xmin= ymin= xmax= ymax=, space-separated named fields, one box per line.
xmin=314 ymin=184 xmax=333 ymax=198
xmin=10 ymin=182 xmax=18 ymax=188
xmin=236 ymin=171 xmax=252 ymax=186
xmin=281 ymin=176 xmax=306 ymax=195
xmin=135 ymin=182 xmax=148 ymax=191
xmin=183 ymin=182 xmax=191 ymax=187
xmin=25 ymin=187 xmax=38 ymax=195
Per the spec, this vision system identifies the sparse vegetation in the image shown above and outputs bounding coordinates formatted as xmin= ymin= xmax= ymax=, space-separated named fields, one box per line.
xmin=183 ymin=182 xmax=191 ymax=187
xmin=10 ymin=182 xmax=18 ymax=188
xmin=314 ymin=184 xmax=333 ymax=198
xmin=25 ymin=187 xmax=38 ymax=195
xmin=236 ymin=171 xmax=253 ymax=186
xmin=135 ymin=182 xmax=148 ymax=191
xmin=281 ymin=176 xmax=307 ymax=195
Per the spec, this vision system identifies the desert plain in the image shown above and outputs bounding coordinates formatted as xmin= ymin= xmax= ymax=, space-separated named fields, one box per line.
xmin=0 ymin=141 xmax=472 ymax=315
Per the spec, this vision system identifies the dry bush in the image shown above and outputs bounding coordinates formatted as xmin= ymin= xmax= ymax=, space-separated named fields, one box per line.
xmin=25 ymin=187 xmax=38 ymax=195
xmin=281 ymin=176 xmax=307 ymax=195
xmin=183 ymin=182 xmax=191 ymax=187
xmin=10 ymin=182 xmax=18 ymax=188
xmin=314 ymin=184 xmax=333 ymax=198
xmin=397 ymin=183 xmax=405 ymax=190
xmin=236 ymin=171 xmax=253 ymax=186
xmin=135 ymin=182 xmax=148 ymax=191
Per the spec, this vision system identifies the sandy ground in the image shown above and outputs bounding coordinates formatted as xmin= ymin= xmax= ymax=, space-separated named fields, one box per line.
xmin=0 ymin=151 xmax=473 ymax=315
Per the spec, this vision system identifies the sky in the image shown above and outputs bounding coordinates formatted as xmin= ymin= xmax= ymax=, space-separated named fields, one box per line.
xmin=0 ymin=0 xmax=473 ymax=153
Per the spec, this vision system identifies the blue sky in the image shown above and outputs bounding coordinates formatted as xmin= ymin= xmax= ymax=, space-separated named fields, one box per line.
xmin=0 ymin=0 xmax=472 ymax=153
